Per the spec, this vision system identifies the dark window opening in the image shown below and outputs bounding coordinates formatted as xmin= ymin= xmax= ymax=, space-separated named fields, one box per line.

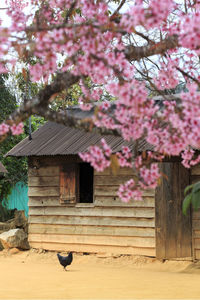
xmin=79 ymin=163 xmax=93 ymax=203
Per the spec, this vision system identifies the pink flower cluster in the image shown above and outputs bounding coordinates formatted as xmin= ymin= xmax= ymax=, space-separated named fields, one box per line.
xmin=139 ymin=163 xmax=160 ymax=189
xmin=93 ymin=110 xmax=118 ymax=130
xmin=116 ymin=146 xmax=132 ymax=168
xmin=0 ymin=123 xmax=10 ymax=136
xmin=79 ymin=138 xmax=111 ymax=172
xmin=181 ymin=149 xmax=200 ymax=169
xmin=118 ymin=179 xmax=143 ymax=202
xmin=121 ymin=0 xmax=175 ymax=31
xmin=10 ymin=123 xmax=24 ymax=135
xmin=154 ymin=59 xmax=179 ymax=90
xmin=2 ymin=0 xmax=200 ymax=201
xmin=0 ymin=122 xmax=24 ymax=136
xmin=117 ymin=156 xmax=160 ymax=203
xmin=179 ymin=11 xmax=200 ymax=51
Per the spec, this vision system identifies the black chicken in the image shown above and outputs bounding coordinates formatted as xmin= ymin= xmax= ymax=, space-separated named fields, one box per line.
xmin=57 ymin=252 xmax=73 ymax=271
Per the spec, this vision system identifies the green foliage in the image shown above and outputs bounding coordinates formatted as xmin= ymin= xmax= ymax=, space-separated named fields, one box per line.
xmin=182 ymin=181 xmax=200 ymax=215
xmin=51 ymin=83 xmax=82 ymax=111
xmin=51 ymin=79 xmax=116 ymax=111
xmin=0 ymin=76 xmax=16 ymax=120
xmin=0 ymin=76 xmax=27 ymax=201
xmin=14 ymin=72 xmax=41 ymax=99
xmin=0 ymin=75 xmax=45 ymax=221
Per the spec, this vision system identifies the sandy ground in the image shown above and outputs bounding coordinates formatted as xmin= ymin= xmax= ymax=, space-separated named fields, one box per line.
xmin=0 ymin=250 xmax=200 ymax=299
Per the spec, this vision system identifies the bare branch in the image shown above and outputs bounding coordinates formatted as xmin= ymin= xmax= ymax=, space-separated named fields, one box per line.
xmin=133 ymin=29 xmax=155 ymax=44
xmin=176 ymin=66 xmax=200 ymax=87
xmin=33 ymin=107 xmax=121 ymax=137
xmin=65 ymin=1 xmax=77 ymax=22
xmin=125 ymin=35 xmax=179 ymax=61
xmin=7 ymin=71 xmax=80 ymax=124
xmin=26 ymin=21 xmax=126 ymax=35
xmin=110 ymin=0 xmax=126 ymax=18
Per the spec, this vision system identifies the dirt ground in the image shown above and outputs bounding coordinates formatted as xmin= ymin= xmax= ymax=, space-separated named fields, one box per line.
xmin=0 ymin=249 xmax=200 ymax=299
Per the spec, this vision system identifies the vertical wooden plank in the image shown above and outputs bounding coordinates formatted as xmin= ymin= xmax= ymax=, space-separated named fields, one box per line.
xmin=165 ymin=162 xmax=178 ymax=258
xmin=155 ymin=163 xmax=166 ymax=259
xmin=156 ymin=162 xmax=192 ymax=259
xmin=156 ymin=163 xmax=176 ymax=258
xmin=177 ymin=163 xmax=191 ymax=257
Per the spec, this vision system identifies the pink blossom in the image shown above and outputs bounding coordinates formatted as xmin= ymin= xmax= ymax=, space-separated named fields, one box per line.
xmin=79 ymin=143 xmax=111 ymax=172
xmin=116 ymin=146 xmax=132 ymax=168
xmin=0 ymin=123 xmax=9 ymax=135
xmin=10 ymin=123 xmax=24 ymax=135
xmin=139 ymin=163 xmax=160 ymax=189
xmin=153 ymin=59 xmax=179 ymax=90
xmin=118 ymin=179 xmax=143 ymax=202
xmin=101 ymin=138 xmax=112 ymax=157
xmin=2 ymin=0 xmax=200 ymax=202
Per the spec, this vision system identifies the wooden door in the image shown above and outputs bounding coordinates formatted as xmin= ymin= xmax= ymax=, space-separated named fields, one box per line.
xmin=155 ymin=162 xmax=192 ymax=259
xmin=60 ymin=164 xmax=79 ymax=204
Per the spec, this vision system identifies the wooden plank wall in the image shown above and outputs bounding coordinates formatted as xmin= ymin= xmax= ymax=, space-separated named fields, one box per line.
xmin=155 ymin=162 xmax=192 ymax=259
xmin=191 ymin=165 xmax=200 ymax=260
xmin=28 ymin=157 xmax=156 ymax=256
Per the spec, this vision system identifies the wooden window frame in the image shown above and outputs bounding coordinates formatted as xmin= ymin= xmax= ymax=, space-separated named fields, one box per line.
xmin=60 ymin=162 xmax=94 ymax=205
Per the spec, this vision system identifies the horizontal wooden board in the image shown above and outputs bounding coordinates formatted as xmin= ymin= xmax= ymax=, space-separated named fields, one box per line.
xmin=94 ymin=186 xmax=154 ymax=197
xmin=94 ymin=166 xmax=136 ymax=176
xmin=193 ymin=230 xmax=200 ymax=238
xmin=28 ymin=196 xmax=155 ymax=208
xmin=28 ymin=224 xmax=155 ymax=237
xmin=192 ymin=210 xmax=200 ymax=220
xmin=29 ymin=215 xmax=155 ymax=227
xmin=28 ymin=187 xmax=60 ymax=197
xmin=191 ymin=164 xmax=200 ymax=176
xmin=94 ymin=196 xmax=155 ymax=207
xmin=29 ymin=206 xmax=155 ymax=218
xmin=28 ymin=233 xmax=155 ymax=248
xmin=191 ymin=175 xmax=200 ymax=184
xmin=193 ymin=220 xmax=200 ymax=230
xmin=94 ymin=175 xmax=135 ymax=186
xmin=29 ymin=197 xmax=96 ymax=207
xmin=75 ymin=203 xmax=95 ymax=208
xmin=29 ymin=242 xmax=156 ymax=256
xmin=28 ymin=176 xmax=59 ymax=187
xmin=29 ymin=197 xmax=60 ymax=206
xmin=29 ymin=156 xmax=81 ymax=167
xmin=194 ymin=238 xmax=200 ymax=249
xmin=194 ymin=249 xmax=200 ymax=260
xmin=28 ymin=166 xmax=59 ymax=177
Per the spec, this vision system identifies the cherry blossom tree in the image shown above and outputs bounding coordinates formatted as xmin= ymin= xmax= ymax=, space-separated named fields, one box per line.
xmin=1 ymin=0 xmax=200 ymax=203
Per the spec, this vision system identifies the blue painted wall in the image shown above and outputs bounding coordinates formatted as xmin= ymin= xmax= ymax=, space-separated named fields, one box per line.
xmin=3 ymin=181 xmax=29 ymax=217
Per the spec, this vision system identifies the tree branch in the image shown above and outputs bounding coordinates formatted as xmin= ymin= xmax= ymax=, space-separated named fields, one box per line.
xmin=33 ymin=107 xmax=121 ymax=137
xmin=65 ymin=1 xmax=77 ymax=22
xmin=7 ymin=71 xmax=80 ymax=124
xmin=125 ymin=35 xmax=179 ymax=61
xmin=176 ymin=66 xmax=200 ymax=87
xmin=110 ymin=0 xmax=126 ymax=20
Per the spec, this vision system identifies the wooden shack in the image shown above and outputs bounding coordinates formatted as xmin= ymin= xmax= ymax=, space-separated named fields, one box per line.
xmin=6 ymin=120 xmax=200 ymax=261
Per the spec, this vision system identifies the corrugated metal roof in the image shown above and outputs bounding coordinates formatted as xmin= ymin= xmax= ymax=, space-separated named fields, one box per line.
xmin=5 ymin=94 xmax=191 ymax=158
xmin=0 ymin=162 xmax=7 ymax=173
xmin=6 ymin=121 xmax=153 ymax=157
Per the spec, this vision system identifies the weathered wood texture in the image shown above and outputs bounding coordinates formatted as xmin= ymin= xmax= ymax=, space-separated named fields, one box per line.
xmin=28 ymin=157 xmax=155 ymax=255
xmin=155 ymin=162 xmax=192 ymax=259
xmin=29 ymin=223 xmax=155 ymax=237
xmin=28 ymin=242 xmax=156 ymax=256
xmin=191 ymin=164 xmax=200 ymax=260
